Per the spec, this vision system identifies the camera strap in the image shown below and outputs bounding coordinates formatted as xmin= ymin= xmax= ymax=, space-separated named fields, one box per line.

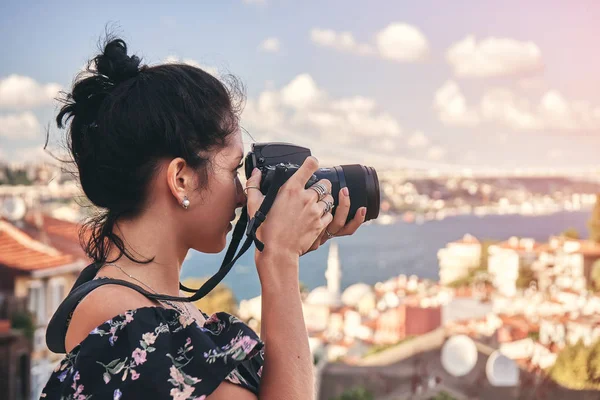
xmin=45 ymin=165 xmax=290 ymax=353
xmin=154 ymin=164 xmax=289 ymax=302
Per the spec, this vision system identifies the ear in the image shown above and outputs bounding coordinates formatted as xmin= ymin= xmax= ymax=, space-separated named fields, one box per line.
xmin=166 ymin=157 xmax=194 ymax=204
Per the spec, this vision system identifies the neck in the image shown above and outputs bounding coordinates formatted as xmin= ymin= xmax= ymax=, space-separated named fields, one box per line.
xmin=101 ymin=210 xmax=188 ymax=297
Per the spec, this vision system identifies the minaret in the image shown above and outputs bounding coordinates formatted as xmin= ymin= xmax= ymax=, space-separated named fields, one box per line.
xmin=325 ymin=241 xmax=342 ymax=301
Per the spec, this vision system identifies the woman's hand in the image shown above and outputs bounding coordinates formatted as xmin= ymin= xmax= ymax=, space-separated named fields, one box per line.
xmin=245 ymin=156 xmax=334 ymax=263
xmin=305 ymin=186 xmax=366 ymax=253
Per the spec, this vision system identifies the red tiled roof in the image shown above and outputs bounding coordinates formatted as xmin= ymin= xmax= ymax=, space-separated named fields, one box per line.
xmin=21 ymin=212 xmax=89 ymax=260
xmin=0 ymin=219 xmax=75 ymax=271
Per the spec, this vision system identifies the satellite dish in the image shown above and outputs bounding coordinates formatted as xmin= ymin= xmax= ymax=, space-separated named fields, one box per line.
xmin=486 ymin=351 xmax=519 ymax=386
xmin=441 ymin=335 xmax=478 ymax=377
xmin=1 ymin=196 xmax=27 ymax=221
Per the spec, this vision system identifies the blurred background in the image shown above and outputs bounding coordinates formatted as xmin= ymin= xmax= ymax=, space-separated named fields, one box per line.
xmin=2 ymin=1 xmax=600 ymax=399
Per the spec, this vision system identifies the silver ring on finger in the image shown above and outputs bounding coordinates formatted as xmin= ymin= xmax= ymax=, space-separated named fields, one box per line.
xmin=309 ymin=183 xmax=329 ymax=202
xmin=319 ymin=199 xmax=334 ymax=217
xmin=325 ymin=228 xmax=336 ymax=238
xmin=243 ymin=186 xmax=261 ymax=195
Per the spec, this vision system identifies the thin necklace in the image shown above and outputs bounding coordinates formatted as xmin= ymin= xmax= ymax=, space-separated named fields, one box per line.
xmin=103 ymin=262 xmax=194 ymax=321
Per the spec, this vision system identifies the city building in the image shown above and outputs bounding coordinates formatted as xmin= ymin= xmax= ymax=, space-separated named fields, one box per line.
xmin=0 ymin=216 xmax=86 ymax=399
xmin=437 ymin=234 xmax=481 ymax=285
xmin=488 ymin=237 xmax=538 ymax=297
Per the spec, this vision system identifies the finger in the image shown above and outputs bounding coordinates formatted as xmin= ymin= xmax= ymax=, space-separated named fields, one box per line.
xmin=288 ymin=156 xmax=319 ymax=189
xmin=245 ymin=168 xmax=264 ymax=215
xmin=316 ymin=194 xmax=335 ymax=217
xmin=335 ymin=206 xmax=366 ymax=236
xmin=307 ymin=179 xmax=332 ymax=202
xmin=330 ymin=186 xmax=350 ymax=231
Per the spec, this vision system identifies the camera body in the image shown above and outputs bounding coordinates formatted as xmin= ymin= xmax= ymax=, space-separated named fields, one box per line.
xmin=244 ymin=142 xmax=380 ymax=223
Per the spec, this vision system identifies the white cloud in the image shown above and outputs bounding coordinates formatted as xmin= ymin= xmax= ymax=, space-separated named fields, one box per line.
xmin=481 ymin=88 xmax=542 ymax=130
xmin=242 ymin=73 xmax=403 ymax=167
xmin=0 ymin=75 xmax=62 ymax=109
xmin=163 ymin=56 xmax=219 ymax=77
xmin=434 ymin=81 xmax=480 ymax=126
xmin=310 ymin=28 xmax=375 ymax=56
xmin=311 ymin=23 xmax=429 ymax=63
xmin=259 ymin=37 xmax=281 ymax=53
xmin=280 ymin=74 xmax=325 ymax=110
xmin=427 ymin=146 xmax=447 ymax=161
xmin=447 ymin=35 xmax=543 ymax=78
xmin=434 ymin=81 xmax=600 ymax=131
xmin=0 ymin=112 xmax=42 ymax=139
xmin=375 ymin=23 xmax=429 ymax=62
xmin=407 ymin=131 xmax=430 ymax=148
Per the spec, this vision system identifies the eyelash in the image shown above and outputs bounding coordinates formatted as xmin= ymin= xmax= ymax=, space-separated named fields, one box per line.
xmin=234 ymin=162 xmax=244 ymax=174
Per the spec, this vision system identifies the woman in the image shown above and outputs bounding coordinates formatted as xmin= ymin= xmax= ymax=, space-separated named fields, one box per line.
xmin=41 ymin=37 xmax=366 ymax=400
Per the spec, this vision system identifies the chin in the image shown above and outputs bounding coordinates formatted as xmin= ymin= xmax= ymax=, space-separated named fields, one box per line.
xmin=192 ymin=239 xmax=227 ymax=254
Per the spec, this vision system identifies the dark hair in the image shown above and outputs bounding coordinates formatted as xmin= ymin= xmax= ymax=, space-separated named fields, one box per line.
xmin=54 ymin=36 xmax=244 ymax=265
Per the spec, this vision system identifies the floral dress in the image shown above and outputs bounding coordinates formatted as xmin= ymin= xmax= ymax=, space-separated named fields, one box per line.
xmin=40 ymin=307 xmax=264 ymax=399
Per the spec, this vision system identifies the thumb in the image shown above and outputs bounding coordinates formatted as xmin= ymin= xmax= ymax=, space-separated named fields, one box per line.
xmin=245 ymin=168 xmax=264 ymax=216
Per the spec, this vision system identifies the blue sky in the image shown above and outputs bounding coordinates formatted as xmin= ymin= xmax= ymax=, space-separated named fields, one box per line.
xmin=1 ymin=0 xmax=599 ymax=170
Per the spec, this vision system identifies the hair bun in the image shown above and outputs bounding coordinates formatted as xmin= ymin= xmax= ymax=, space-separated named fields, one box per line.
xmin=93 ymin=39 xmax=142 ymax=83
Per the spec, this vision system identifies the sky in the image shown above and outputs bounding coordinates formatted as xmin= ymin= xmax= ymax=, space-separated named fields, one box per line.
xmin=1 ymin=0 xmax=600 ymax=171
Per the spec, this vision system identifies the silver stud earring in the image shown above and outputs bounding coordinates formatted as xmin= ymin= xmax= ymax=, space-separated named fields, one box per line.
xmin=182 ymin=196 xmax=190 ymax=209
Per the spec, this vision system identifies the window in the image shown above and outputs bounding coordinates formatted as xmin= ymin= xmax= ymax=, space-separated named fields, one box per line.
xmin=27 ymin=281 xmax=45 ymax=326
xmin=49 ymin=278 xmax=66 ymax=318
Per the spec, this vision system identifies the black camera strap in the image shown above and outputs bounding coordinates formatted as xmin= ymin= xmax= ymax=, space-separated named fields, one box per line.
xmin=150 ymin=164 xmax=289 ymax=303
xmin=45 ymin=165 xmax=289 ymax=353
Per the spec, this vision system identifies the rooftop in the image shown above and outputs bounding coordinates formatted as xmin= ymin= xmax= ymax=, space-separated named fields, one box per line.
xmin=0 ymin=218 xmax=76 ymax=272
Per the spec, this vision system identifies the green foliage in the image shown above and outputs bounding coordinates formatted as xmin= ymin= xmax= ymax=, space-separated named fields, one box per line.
xmin=591 ymin=260 xmax=600 ymax=292
xmin=447 ymin=240 xmax=495 ymax=288
xmin=479 ymin=240 xmax=496 ymax=270
xmin=10 ymin=310 xmax=35 ymax=340
xmin=516 ymin=264 xmax=537 ymax=289
xmin=588 ymin=194 xmax=600 ymax=243
xmin=549 ymin=339 xmax=600 ymax=390
xmin=3 ymin=168 xmax=33 ymax=185
xmin=299 ymin=281 xmax=309 ymax=294
xmin=428 ymin=392 xmax=457 ymax=400
xmin=364 ymin=336 xmax=415 ymax=357
xmin=561 ymin=227 xmax=580 ymax=240
xmin=330 ymin=387 xmax=374 ymax=400
xmin=182 ymin=278 xmax=238 ymax=316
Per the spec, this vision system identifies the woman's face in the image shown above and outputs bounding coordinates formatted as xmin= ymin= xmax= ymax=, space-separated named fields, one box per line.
xmin=183 ymin=130 xmax=247 ymax=253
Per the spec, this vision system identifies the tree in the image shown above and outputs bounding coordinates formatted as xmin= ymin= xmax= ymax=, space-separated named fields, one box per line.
xmin=549 ymin=340 xmax=595 ymax=389
xmin=428 ymin=392 xmax=457 ymax=400
xmin=588 ymin=194 xmax=600 ymax=243
xmin=561 ymin=227 xmax=580 ymax=240
xmin=182 ymin=278 xmax=238 ymax=316
xmin=516 ymin=264 xmax=537 ymax=289
xmin=330 ymin=387 xmax=374 ymax=400
xmin=591 ymin=260 xmax=600 ymax=292
xmin=10 ymin=310 xmax=35 ymax=340
xmin=588 ymin=340 xmax=600 ymax=384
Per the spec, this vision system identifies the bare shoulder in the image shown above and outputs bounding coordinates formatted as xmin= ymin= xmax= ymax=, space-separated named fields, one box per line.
xmin=207 ymin=381 xmax=258 ymax=400
xmin=65 ymin=283 xmax=157 ymax=352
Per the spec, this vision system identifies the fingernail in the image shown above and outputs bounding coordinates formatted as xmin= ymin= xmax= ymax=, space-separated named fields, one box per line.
xmin=361 ymin=207 xmax=366 ymax=217
xmin=342 ymin=187 xmax=349 ymax=197
xmin=252 ymin=168 xmax=259 ymax=176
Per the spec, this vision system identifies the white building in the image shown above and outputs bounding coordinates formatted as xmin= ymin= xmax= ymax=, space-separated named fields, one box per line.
xmin=437 ymin=234 xmax=481 ymax=285
xmin=487 ymin=237 xmax=538 ymax=297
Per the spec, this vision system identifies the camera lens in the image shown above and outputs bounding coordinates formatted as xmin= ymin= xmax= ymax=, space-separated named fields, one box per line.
xmin=331 ymin=165 xmax=380 ymax=222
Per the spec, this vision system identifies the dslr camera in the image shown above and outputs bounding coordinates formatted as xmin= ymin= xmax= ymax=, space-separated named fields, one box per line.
xmin=244 ymin=143 xmax=380 ymax=223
